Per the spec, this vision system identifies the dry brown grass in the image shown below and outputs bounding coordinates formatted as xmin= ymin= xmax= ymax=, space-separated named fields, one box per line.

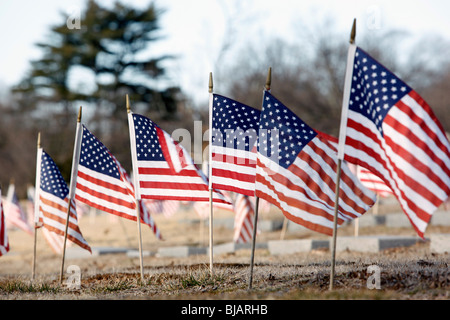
xmin=0 ymin=202 xmax=449 ymax=300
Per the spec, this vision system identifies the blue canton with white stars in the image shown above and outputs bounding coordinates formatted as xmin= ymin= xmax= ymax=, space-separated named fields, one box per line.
xmin=211 ymin=94 xmax=260 ymax=151
xmin=133 ymin=114 xmax=165 ymax=161
xmin=349 ymin=47 xmax=411 ymax=135
xmin=79 ymin=125 xmax=121 ymax=179
xmin=40 ymin=150 xmax=69 ymax=200
xmin=259 ymin=91 xmax=317 ymax=169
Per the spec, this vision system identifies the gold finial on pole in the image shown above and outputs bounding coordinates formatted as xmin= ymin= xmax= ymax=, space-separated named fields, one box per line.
xmin=209 ymin=72 xmax=213 ymax=93
xmin=265 ymin=67 xmax=272 ymax=91
xmin=77 ymin=106 xmax=82 ymax=123
xmin=350 ymin=18 xmax=356 ymax=44
xmin=37 ymin=132 xmax=41 ymax=149
xmin=126 ymin=94 xmax=131 ymax=113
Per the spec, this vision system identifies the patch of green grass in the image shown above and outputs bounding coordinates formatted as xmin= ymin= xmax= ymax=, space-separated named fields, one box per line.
xmin=179 ymin=269 xmax=226 ymax=289
xmin=0 ymin=280 xmax=60 ymax=294
xmin=181 ymin=274 xmax=202 ymax=288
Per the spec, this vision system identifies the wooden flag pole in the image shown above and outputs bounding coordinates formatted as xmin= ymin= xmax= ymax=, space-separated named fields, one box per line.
xmin=32 ymin=222 xmax=38 ymax=281
xmin=31 ymin=133 xmax=41 ymax=281
xmin=247 ymin=196 xmax=260 ymax=290
xmin=127 ymin=95 xmax=145 ymax=283
xmin=60 ymin=107 xmax=82 ymax=284
xmin=330 ymin=19 xmax=357 ymax=291
xmin=280 ymin=217 xmax=288 ymax=240
xmin=208 ymin=72 xmax=214 ymax=277
xmin=329 ymin=159 xmax=343 ymax=290
xmin=248 ymin=67 xmax=271 ymax=290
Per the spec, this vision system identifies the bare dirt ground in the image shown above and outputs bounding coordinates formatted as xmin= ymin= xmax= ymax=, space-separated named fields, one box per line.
xmin=0 ymin=200 xmax=449 ymax=301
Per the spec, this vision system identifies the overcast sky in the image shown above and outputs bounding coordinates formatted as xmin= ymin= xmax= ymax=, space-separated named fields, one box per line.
xmin=0 ymin=0 xmax=449 ymax=104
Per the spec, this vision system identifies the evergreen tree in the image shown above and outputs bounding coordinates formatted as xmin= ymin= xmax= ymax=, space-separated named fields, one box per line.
xmin=12 ymin=0 xmax=180 ymax=175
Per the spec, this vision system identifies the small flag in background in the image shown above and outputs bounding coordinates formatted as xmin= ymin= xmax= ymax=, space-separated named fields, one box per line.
xmin=41 ymin=227 xmax=67 ymax=254
xmin=74 ymin=125 xmax=162 ymax=239
xmin=143 ymin=199 xmax=180 ymax=218
xmin=255 ymin=91 xmax=376 ymax=236
xmin=356 ymin=166 xmax=393 ymax=198
xmin=37 ymin=150 xmax=91 ymax=253
xmin=341 ymin=46 xmax=450 ymax=238
xmin=0 ymin=189 xmax=9 ymax=257
xmin=128 ymin=112 xmax=231 ymax=205
xmin=210 ymin=94 xmax=260 ymax=196
xmin=233 ymin=194 xmax=258 ymax=244
xmin=4 ymin=182 xmax=33 ymax=235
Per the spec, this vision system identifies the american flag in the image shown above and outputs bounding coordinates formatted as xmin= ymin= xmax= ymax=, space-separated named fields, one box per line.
xmin=36 ymin=150 xmax=91 ymax=253
xmin=0 ymin=189 xmax=9 ymax=257
xmin=233 ymin=194 xmax=258 ymax=244
xmin=210 ymin=94 xmax=260 ymax=196
xmin=27 ymin=185 xmax=70 ymax=254
xmin=341 ymin=46 xmax=450 ymax=238
xmin=128 ymin=112 xmax=230 ymax=204
xmin=41 ymin=227 xmax=68 ymax=254
xmin=193 ymin=192 xmax=234 ymax=220
xmin=255 ymin=91 xmax=376 ymax=236
xmin=316 ymin=132 xmax=393 ymax=198
xmin=4 ymin=183 xmax=33 ymax=235
xmin=356 ymin=166 xmax=393 ymax=198
xmin=143 ymin=199 xmax=180 ymax=218
xmin=74 ymin=125 xmax=162 ymax=239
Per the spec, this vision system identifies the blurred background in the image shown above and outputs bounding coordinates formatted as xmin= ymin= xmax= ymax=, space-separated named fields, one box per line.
xmin=0 ymin=0 xmax=449 ymax=197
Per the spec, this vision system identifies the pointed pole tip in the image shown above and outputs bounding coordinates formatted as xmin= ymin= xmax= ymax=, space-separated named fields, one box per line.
xmin=350 ymin=18 xmax=356 ymax=44
xmin=126 ymin=94 xmax=131 ymax=113
xmin=265 ymin=67 xmax=272 ymax=91
xmin=77 ymin=106 xmax=82 ymax=123
xmin=209 ymin=72 xmax=213 ymax=93
xmin=37 ymin=132 xmax=41 ymax=148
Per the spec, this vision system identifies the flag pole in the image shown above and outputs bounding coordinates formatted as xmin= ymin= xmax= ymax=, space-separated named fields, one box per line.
xmin=208 ymin=72 xmax=214 ymax=277
xmin=248 ymin=66 xmax=271 ymax=290
xmin=60 ymin=106 xmax=83 ymax=284
xmin=31 ymin=132 xmax=41 ymax=282
xmin=127 ymin=94 xmax=145 ymax=283
xmin=330 ymin=19 xmax=357 ymax=291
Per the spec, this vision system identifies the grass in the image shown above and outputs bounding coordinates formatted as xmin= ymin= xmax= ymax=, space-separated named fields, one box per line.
xmin=180 ymin=269 xmax=226 ymax=289
xmin=90 ymin=279 xmax=134 ymax=293
xmin=0 ymin=280 xmax=60 ymax=294
xmin=0 ymin=256 xmax=448 ymax=300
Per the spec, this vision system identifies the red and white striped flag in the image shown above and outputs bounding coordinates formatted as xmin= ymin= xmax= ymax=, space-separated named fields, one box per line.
xmin=27 ymin=185 xmax=71 ymax=254
xmin=0 ymin=189 xmax=10 ymax=257
xmin=255 ymin=91 xmax=376 ymax=236
xmin=128 ymin=112 xmax=231 ymax=205
xmin=72 ymin=125 xmax=162 ymax=240
xmin=338 ymin=46 xmax=450 ymax=238
xmin=35 ymin=149 xmax=91 ymax=253
xmin=118 ymin=158 xmax=163 ymax=240
xmin=41 ymin=227 xmax=68 ymax=254
xmin=142 ymin=199 xmax=182 ymax=218
xmin=233 ymin=194 xmax=258 ymax=244
xmin=193 ymin=196 xmax=234 ymax=220
xmin=316 ymin=132 xmax=393 ymax=198
xmin=4 ymin=183 xmax=33 ymax=235
xmin=356 ymin=166 xmax=393 ymax=198
xmin=209 ymin=94 xmax=260 ymax=196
